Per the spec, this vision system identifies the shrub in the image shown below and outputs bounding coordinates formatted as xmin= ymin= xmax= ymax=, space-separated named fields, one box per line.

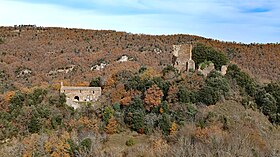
xmin=80 ymin=138 xmax=92 ymax=151
xmin=59 ymin=93 xmax=66 ymax=106
xmin=28 ymin=116 xmax=41 ymax=133
xmin=27 ymin=88 xmax=47 ymax=106
xmin=192 ymin=43 xmax=229 ymax=70
xmin=102 ymin=106 xmax=114 ymax=124
xmin=89 ymin=77 xmax=100 ymax=87
xmin=199 ymin=61 xmax=213 ymax=70
xmin=226 ymin=64 xmax=256 ymax=96
xmin=9 ymin=91 xmax=25 ymax=112
xmin=255 ymin=88 xmax=278 ymax=123
xmin=105 ymin=118 xmax=118 ymax=134
xmin=265 ymin=82 xmax=280 ymax=110
xmin=152 ymin=77 xmax=170 ymax=100
xmin=126 ymin=138 xmax=136 ymax=146
xmin=205 ymin=75 xmax=230 ymax=96
xmin=138 ymin=65 xmax=147 ymax=74
xmin=159 ymin=113 xmax=172 ymax=135
xmin=197 ymin=86 xmax=219 ymax=105
xmin=177 ymin=87 xmax=194 ymax=103
xmin=144 ymin=85 xmax=164 ymax=111
xmin=196 ymin=73 xmax=229 ymax=105
xmin=113 ymin=103 xmax=121 ymax=112
xmin=162 ymin=65 xmax=178 ymax=76
xmin=125 ymin=97 xmax=145 ymax=132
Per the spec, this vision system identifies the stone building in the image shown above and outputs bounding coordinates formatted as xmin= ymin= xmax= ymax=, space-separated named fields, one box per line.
xmin=172 ymin=44 xmax=195 ymax=72
xmin=60 ymin=82 xmax=101 ymax=103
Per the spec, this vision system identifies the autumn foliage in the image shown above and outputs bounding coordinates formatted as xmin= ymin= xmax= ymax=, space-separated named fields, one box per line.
xmin=144 ymin=85 xmax=164 ymax=111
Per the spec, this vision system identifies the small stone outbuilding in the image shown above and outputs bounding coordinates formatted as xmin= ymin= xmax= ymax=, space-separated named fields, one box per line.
xmin=60 ymin=82 xmax=101 ymax=102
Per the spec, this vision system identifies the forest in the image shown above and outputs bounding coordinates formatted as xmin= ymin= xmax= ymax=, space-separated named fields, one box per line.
xmin=0 ymin=26 xmax=280 ymax=156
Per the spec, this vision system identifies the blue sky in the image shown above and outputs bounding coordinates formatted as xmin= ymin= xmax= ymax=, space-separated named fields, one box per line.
xmin=0 ymin=0 xmax=279 ymax=43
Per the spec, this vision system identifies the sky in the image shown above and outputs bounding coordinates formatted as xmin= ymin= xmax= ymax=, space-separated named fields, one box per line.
xmin=0 ymin=0 xmax=279 ymax=43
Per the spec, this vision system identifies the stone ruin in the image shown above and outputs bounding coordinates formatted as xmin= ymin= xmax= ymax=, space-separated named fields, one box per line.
xmin=172 ymin=44 xmax=195 ymax=73
xmin=172 ymin=44 xmax=227 ymax=76
xmin=60 ymin=82 xmax=101 ymax=109
xmin=198 ymin=62 xmax=215 ymax=77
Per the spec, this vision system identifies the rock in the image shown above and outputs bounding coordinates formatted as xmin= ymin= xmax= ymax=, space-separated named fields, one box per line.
xmin=118 ymin=55 xmax=129 ymax=62
xmin=91 ymin=63 xmax=107 ymax=71
xmin=17 ymin=69 xmax=32 ymax=77
xmin=154 ymin=48 xmax=162 ymax=54
xmin=221 ymin=65 xmax=228 ymax=76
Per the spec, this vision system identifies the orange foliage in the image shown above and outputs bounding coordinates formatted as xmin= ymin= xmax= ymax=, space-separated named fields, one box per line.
xmin=169 ymin=122 xmax=177 ymax=135
xmin=120 ymin=96 xmax=132 ymax=106
xmin=111 ymin=83 xmax=126 ymax=104
xmin=68 ymin=116 xmax=97 ymax=132
xmin=194 ymin=125 xmax=224 ymax=144
xmin=51 ymin=80 xmax=70 ymax=91
xmin=159 ymin=107 xmax=164 ymax=114
xmin=74 ymin=82 xmax=89 ymax=87
xmin=144 ymin=85 xmax=163 ymax=111
xmin=44 ymin=131 xmax=71 ymax=157
xmin=4 ymin=91 xmax=15 ymax=102
xmin=120 ymin=89 xmax=141 ymax=106
xmin=105 ymin=77 xmax=116 ymax=88
xmin=22 ymin=134 xmax=40 ymax=157
xmin=105 ymin=118 xmax=118 ymax=134
xmin=166 ymin=85 xmax=178 ymax=103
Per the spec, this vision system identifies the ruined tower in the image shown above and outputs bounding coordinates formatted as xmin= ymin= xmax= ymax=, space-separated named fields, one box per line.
xmin=187 ymin=45 xmax=195 ymax=72
xmin=172 ymin=44 xmax=195 ymax=72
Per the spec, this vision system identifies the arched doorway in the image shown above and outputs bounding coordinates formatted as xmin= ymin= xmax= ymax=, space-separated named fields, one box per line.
xmin=74 ymin=96 xmax=79 ymax=101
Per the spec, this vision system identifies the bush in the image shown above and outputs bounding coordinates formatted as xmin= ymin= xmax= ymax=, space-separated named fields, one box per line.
xmin=192 ymin=43 xmax=229 ymax=70
xmin=197 ymin=86 xmax=219 ymax=105
xmin=89 ymin=77 xmax=100 ymax=87
xmin=27 ymin=88 xmax=47 ymax=106
xmin=159 ymin=113 xmax=172 ymax=135
xmin=9 ymin=91 xmax=25 ymax=112
xmin=125 ymin=97 xmax=145 ymax=132
xmin=28 ymin=116 xmax=41 ymax=133
xmin=152 ymin=77 xmax=170 ymax=100
xmin=196 ymin=72 xmax=229 ymax=105
xmin=265 ymin=82 xmax=280 ymax=110
xmin=113 ymin=103 xmax=121 ymax=112
xmin=162 ymin=65 xmax=178 ymax=75
xmin=177 ymin=87 xmax=191 ymax=103
xmin=226 ymin=64 xmax=256 ymax=96
xmin=126 ymin=138 xmax=136 ymax=146
xmin=80 ymin=138 xmax=92 ymax=151
xmin=255 ymin=88 xmax=278 ymax=123
xmin=138 ymin=65 xmax=147 ymax=74
xmin=102 ymin=106 xmax=114 ymax=124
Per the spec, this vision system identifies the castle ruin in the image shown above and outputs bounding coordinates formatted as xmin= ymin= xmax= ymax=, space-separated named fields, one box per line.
xmin=172 ymin=44 xmax=195 ymax=72
xmin=172 ymin=44 xmax=227 ymax=76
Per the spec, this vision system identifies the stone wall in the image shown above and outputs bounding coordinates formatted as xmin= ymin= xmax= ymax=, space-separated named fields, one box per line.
xmin=172 ymin=44 xmax=194 ymax=72
xmin=60 ymin=82 xmax=101 ymax=103
xmin=198 ymin=63 xmax=215 ymax=77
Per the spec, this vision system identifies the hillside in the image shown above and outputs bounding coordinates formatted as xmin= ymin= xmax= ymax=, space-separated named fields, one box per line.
xmin=0 ymin=26 xmax=279 ymax=92
xmin=0 ymin=26 xmax=280 ymax=157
